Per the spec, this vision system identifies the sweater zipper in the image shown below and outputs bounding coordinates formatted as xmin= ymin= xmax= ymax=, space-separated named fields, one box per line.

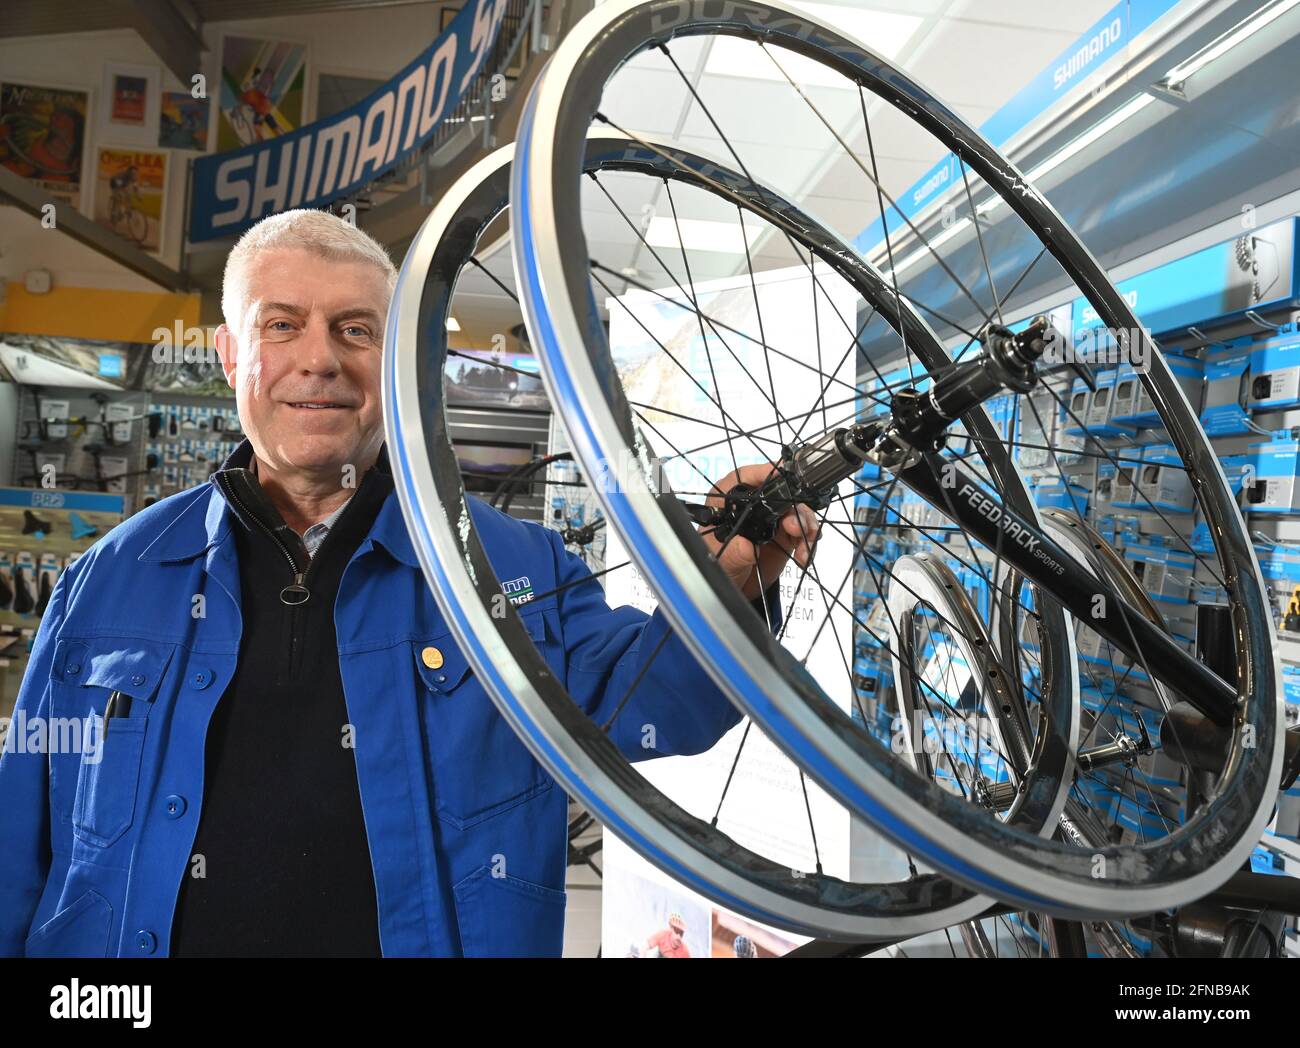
xmin=221 ymin=475 xmax=315 ymax=605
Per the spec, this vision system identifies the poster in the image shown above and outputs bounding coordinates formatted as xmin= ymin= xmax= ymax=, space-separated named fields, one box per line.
xmin=217 ymin=34 xmax=307 ymax=150
xmin=93 ymin=147 xmax=167 ymax=252
xmin=0 ymin=81 xmax=89 ymax=209
xmin=600 ymin=856 xmax=712 ymax=959
xmin=99 ymin=63 xmax=160 ymax=147
xmin=158 ymin=91 xmax=209 ymax=151
xmin=597 ymin=261 xmax=860 ymax=956
xmin=110 ymin=75 xmax=147 ymax=124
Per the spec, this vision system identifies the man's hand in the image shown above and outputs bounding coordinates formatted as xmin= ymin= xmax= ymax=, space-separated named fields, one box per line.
xmin=697 ymin=463 xmax=821 ymax=602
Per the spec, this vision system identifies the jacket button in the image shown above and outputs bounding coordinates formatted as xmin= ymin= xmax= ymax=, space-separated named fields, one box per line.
xmin=130 ymin=673 xmax=146 ymax=687
xmin=435 ymin=674 xmax=446 ymax=684
xmin=164 ymin=794 xmax=187 ymax=819
xmin=191 ymin=669 xmax=213 ymax=689
xmin=135 ymin=930 xmax=157 ymax=954
xmin=66 ymin=662 xmax=81 ymax=676
xmin=421 ymin=646 xmax=444 ymax=669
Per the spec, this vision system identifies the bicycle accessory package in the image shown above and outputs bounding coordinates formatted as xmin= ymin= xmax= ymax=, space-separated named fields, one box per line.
xmin=34 ymin=552 xmax=60 ymax=617
xmin=1113 ymin=354 xmax=1205 ymax=429
xmin=1248 ymin=323 xmax=1300 ymax=412
xmin=0 ymin=553 xmax=12 ymax=612
xmin=1248 ymin=438 xmax=1300 ymax=514
xmin=1137 ymin=444 xmax=1197 ymax=513
xmin=1201 ymin=349 xmax=1254 ymax=436
xmin=11 ymin=551 xmax=36 ymax=616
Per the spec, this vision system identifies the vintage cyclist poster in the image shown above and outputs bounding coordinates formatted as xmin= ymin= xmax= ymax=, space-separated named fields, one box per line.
xmin=0 ymin=80 xmax=89 ymax=210
xmin=92 ymin=147 xmax=167 ymax=253
xmin=217 ymin=34 xmax=308 ymax=151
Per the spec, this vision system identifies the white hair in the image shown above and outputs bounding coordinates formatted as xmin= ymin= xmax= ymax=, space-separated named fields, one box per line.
xmin=221 ymin=209 xmax=398 ymax=333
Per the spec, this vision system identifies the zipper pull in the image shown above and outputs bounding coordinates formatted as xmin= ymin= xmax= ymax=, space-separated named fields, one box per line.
xmin=281 ymin=573 xmax=310 ymax=605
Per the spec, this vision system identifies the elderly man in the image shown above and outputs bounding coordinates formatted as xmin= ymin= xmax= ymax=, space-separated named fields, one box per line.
xmin=0 ymin=210 xmax=817 ymax=958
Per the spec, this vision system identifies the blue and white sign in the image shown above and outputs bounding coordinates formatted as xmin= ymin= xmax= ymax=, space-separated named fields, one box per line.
xmin=189 ymin=0 xmax=508 ymax=242
xmin=1071 ymin=218 xmax=1299 ymax=337
xmin=854 ymin=0 xmax=1183 ymax=256
xmin=0 ymin=487 xmax=126 ymax=514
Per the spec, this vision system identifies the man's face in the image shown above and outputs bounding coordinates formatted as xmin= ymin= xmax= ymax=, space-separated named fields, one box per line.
xmin=217 ymin=247 xmax=388 ymax=480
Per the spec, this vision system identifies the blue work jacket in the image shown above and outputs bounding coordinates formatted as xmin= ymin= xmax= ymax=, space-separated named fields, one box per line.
xmin=0 ymin=474 xmax=747 ymax=956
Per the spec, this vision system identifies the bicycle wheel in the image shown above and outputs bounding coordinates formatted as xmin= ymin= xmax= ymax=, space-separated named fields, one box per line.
xmin=948 ymin=512 xmax=1176 ymax=955
xmin=385 ymin=136 xmax=1067 ymax=940
xmin=510 ymin=0 xmax=1284 ymax=916
xmin=882 ymin=552 xmax=1088 ymax=957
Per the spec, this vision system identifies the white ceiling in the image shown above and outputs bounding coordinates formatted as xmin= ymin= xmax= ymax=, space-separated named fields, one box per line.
xmin=454 ymin=0 xmax=1121 ymax=347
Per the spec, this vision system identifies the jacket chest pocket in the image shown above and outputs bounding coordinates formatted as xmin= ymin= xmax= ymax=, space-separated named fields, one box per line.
xmin=49 ymin=637 xmax=174 ymax=848
xmin=414 ymin=607 xmax=558 ymax=829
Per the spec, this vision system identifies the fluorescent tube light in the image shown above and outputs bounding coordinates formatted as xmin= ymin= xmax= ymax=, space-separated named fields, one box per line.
xmin=1163 ymin=0 xmax=1300 ymax=88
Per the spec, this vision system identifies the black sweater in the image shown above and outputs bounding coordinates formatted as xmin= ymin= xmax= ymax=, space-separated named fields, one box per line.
xmin=170 ymin=444 xmax=391 ymax=957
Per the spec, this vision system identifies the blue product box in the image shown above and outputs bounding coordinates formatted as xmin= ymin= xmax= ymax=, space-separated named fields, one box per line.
xmin=1094 ymin=460 xmax=1118 ymax=513
xmin=1246 ymin=438 xmax=1300 ymax=514
xmin=1123 ymin=542 xmax=1194 ymax=605
xmin=1200 ymin=351 xmax=1252 ymax=436
xmin=1113 ymin=354 xmax=1205 ymax=428
xmin=1136 ymin=443 xmax=1194 ymax=513
xmin=1247 ymin=324 xmax=1300 ymax=411
xmin=1033 ymin=480 xmax=1089 ymax=514
xmin=1252 ymin=543 xmax=1300 ymax=629
xmin=1110 ymin=446 xmax=1145 ymax=510
xmin=1063 ymin=375 xmax=1091 ymax=437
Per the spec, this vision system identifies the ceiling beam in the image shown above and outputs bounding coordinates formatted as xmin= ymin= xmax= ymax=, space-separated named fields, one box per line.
xmin=0 ymin=1 xmax=134 ymax=39
xmin=126 ymin=0 xmax=207 ymax=88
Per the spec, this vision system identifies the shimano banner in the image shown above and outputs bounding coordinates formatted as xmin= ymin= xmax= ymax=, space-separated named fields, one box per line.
xmin=188 ymin=0 xmax=508 ymax=242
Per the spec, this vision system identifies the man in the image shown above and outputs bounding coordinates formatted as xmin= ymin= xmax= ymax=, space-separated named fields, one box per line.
xmin=0 ymin=209 xmax=818 ymax=958
xmin=643 ymin=914 xmax=690 ymax=958
xmin=238 ymin=67 xmax=281 ymax=139
xmin=108 ymin=164 xmax=139 ymax=219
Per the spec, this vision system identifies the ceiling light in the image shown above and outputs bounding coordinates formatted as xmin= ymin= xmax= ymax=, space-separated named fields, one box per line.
xmin=971 ymin=92 xmax=1157 ymax=220
xmin=868 ymin=94 xmax=1155 ymax=273
xmin=1026 ymin=93 xmax=1155 ymax=183
xmin=1162 ymin=0 xmax=1300 ymax=89
xmin=883 ymin=217 xmax=971 ymax=278
xmin=644 ymin=216 xmax=763 ymax=253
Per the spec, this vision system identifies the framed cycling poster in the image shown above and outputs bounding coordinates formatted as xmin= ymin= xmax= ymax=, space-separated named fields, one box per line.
xmin=99 ymin=62 xmax=160 ymax=148
xmin=0 ymin=80 xmax=90 ymax=210
xmin=158 ymin=91 xmax=209 ymax=151
xmin=217 ymin=33 xmax=308 ymax=151
xmin=91 ymin=146 xmax=168 ymax=253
